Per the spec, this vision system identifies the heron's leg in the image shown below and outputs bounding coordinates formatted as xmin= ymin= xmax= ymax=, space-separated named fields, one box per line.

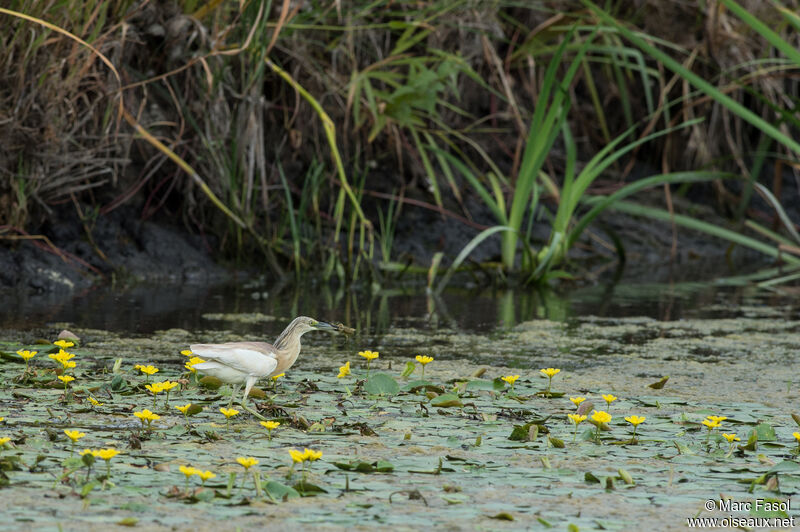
xmin=240 ymin=377 xmax=267 ymax=421
xmin=229 ymin=384 xmax=241 ymax=409
xmin=240 ymin=401 xmax=267 ymax=421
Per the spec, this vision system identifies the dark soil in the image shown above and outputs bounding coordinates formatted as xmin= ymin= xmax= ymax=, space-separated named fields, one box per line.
xmin=0 ymin=205 xmax=228 ymax=292
xmin=0 ymin=181 xmax=784 ymax=294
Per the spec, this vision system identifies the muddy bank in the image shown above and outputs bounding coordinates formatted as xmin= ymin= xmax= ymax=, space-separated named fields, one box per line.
xmin=0 ymin=188 xmax=775 ymax=296
xmin=0 ymin=206 xmax=230 ymax=292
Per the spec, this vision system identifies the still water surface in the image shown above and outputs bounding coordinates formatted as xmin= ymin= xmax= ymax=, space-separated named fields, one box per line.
xmin=4 ymin=274 xmax=794 ymax=337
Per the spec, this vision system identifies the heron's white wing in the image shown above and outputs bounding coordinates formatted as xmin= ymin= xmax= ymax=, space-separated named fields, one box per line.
xmin=190 ymin=344 xmax=277 ymax=377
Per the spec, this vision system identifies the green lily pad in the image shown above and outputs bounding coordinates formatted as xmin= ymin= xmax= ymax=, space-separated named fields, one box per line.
xmin=749 ymin=423 xmax=776 ymax=442
xmin=333 ymin=460 xmax=395 ymax=473
xmin=263 ymin=480 xmax=300 ymax=501
xmin=364 ymin=373 xmax=399 ymax=396
xmin=465 ymin=379 xmax=506 ymax=391
xmin=431 ymin=393 xmax=462 ymax=408
xmin=403 ymin=380 xmax=444 ymax=394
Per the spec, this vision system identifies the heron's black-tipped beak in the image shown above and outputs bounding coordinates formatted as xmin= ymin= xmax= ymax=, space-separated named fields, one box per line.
xmin=316 ymin=321 xmax=355 ymax=335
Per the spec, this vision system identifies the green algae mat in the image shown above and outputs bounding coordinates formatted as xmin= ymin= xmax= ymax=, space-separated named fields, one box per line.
xmin=1 ymin=308 xmax=799 ymax=531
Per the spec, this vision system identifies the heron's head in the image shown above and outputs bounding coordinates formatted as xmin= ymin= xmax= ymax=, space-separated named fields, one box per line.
xmin=293 ymin=316 xmax=339 ymax=335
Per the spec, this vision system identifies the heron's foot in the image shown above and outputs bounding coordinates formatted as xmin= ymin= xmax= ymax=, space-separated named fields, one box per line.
xmin=240 ymin=402 xmax=267 ymax=421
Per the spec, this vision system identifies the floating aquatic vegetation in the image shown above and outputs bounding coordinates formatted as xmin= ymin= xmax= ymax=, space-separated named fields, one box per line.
xmin=0 ymin=317 xmax=799 ymax=529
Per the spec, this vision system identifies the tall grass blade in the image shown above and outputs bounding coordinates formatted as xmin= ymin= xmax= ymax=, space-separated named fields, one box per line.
xmin=581 ymin=0 xmax=800 ymax=156
xmin=436 ymin=226 xmax=515 ymax=294
xmin=598 ymin=201 xmax=800 ymax=265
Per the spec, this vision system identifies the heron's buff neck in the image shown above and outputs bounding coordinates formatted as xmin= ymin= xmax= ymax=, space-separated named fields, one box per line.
xmin=273 ymin=319 xmax=307 ymax=372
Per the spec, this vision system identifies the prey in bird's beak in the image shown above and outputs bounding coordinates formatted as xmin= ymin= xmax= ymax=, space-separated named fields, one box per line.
xmin=315 ymin=321 xmax=355 ymax=335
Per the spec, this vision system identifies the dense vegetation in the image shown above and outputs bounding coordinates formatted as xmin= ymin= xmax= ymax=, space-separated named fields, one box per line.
xmin=2 ymin=1 xmax=799 ymax=285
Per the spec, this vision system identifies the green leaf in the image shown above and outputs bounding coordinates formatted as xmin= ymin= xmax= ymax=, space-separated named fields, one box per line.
xmin=508 ymin=422 xmax=542 ymax=441
xmin=263 ymin=480 xmax=300 ymax=501
xmin=750 ymin=423 xmax=777 ymax=442
xmin=333 ymin=460 xmax=395 ymax=473
xmin=80 ymin=482 xmax=97 ymax=498
xmin=110 ymin=375 xmax=127 ymax=391
xmin=401 ymin=361 xmax=416 ymax=378
xmin=430 ymin=393 xmax=463 ymax=408
xmin=402 ymin=380 xmax=443 ymax=394
xmin=648 ymin=376 xmax=669 ymax=389
xmin=465 ymin=379 xmax=505 ymax=391
xmin=364 ymin=373 xmax=400 ymax=396
xmin=768 ymin=461 xmax=800 ymax=474
xmin=293 ymin=481 xmax=328 ymax=496
xmin=585 ymin=472 xmax=601 ymax=483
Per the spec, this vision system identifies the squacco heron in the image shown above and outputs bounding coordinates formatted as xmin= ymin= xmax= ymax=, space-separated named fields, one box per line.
xmin=190 ymin=316 xmax=349 ymax=419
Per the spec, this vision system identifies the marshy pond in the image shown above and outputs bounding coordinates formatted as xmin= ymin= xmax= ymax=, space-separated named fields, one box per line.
xmin=1 ymin=280 xmax=799 ymax=531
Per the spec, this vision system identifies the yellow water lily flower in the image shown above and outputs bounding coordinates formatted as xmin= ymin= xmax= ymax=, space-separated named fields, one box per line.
xmin=303 ymin=448 xmax=323 ymax=462
xmin=289 ymin=449 xmax=306 ymax=463
xmin=706 ymin=415 xmax=727 ymax=423
xmin=591 ymin=410 xmax=611 ymax=442
xmin=415 ymin=355 xmax=434 ymax=377
xmin=88 ymin=397 xmax=103 ymax=407
xmin=625 ymin=415 xmax=645 ymax=440
xmin=259 ymin=420 xmax=279 ymax=440
xmin=145 ymin=383 xmax=164 ymax=394
xmin=175 ymin=404 xmax=192 ymax=416
xmin=722 ymin=433 xmax=740 ymax=443
xmin=540 ymin=368 xmax=560 ymax=394
xmin=601 ymin=394 xmax=617 ymax=408
xmin=337 ymin=361 xmax=351 ymax=379
xmin=271 ymin=373 xmax=285 ymax=382
xmin=702 ymin=419 xmax=721 ymax=429
xmin=236 ymin=457 xmax=258 ymax=469
xmin=159 ymin=381 xmax=179 ymax=392
xmin=793 ymin=432 xmax=800 ymax=444
xmin=133 ymin=409 xmax=159 ymax=421
xmin=180 ymin=349 xmax=193 ymax=356
xmin=179 ymin=465 xmax=200 ymax=478
xmin=184 ymin=356 xmax=205 ymax=372
xmin=49 ymin=351 xmax=75 ymax=370
xmin=17 ymin=349 xmax=38 ymax=375
xmin=133 ymin=409 xmax=160 ymax=429
xmin=501 ymin=375 xmax=520 ymax=392
xmin=95 ymin=448 xmax=120 ymax=461
xmin=591 ymin=410 xmax=612 ymax=424
xmin=358 ymin=350 xmax=379 ymax=361
xmin=137 ymin=365 xmax=159 ymax=376
xmin=567 ymin=413 xmax=587 ymax=441
xmin=64 ymin=430 xmax=86 ymax=442
xmin=58 ymin=375 xmax=75 ymax=384
xmin=624 ymin=415 xmax=646 ymax=426
xmin=54 ymin=340 xmax=75 ymax=349
xmin=220 ymin=407 xmax=239 ymax=419
xmin=197 ymin=470 xmax=216 ymax=484
xmin=569 ymin=397 xmax=586 ymax=407
xmin=567 ymin=413 xmax=587 ymax=425
xmin=16 ymin=349 xmax=37 ymax=361
xmin=501 ymin=375 xmax=519 ymax=385
xmin=0 ymin=437 xmax=11 ymax=447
